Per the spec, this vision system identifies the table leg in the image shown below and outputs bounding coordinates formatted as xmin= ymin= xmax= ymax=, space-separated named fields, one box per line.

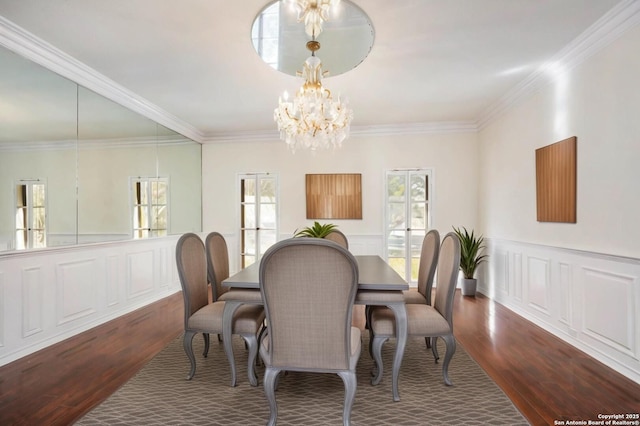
xmin=388 ymin=302 xmax=407 ymax=402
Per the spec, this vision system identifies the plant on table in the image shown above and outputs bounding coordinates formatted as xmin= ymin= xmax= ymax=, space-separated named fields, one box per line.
xmin=294 ymin=221 xmax=338 ymax=238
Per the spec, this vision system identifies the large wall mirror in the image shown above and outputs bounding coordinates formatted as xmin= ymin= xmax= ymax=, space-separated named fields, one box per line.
xmin=0 ymin=45 xmax=202 ymax=253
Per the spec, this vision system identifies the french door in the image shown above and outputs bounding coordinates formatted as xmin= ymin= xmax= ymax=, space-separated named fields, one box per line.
xmin=239 ymin=173 xmax=278 ymax=268
xmin=15 ymin=180 xmax=47 ymax=250
xmin=131 ymin=177 xmax=168 ymax=239
xmin=384 ymin=169 xmax=432 ymax=283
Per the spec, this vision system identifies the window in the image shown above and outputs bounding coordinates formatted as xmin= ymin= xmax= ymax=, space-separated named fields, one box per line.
xmin=239 ymin=173 xmax=278 ymax=268
xmin=251 ymin=2 xmax=280 ymax=69
xmin=131 ymin=177 xmax=168 ymax=239
xmin=15 ymin=180 xmax=47 ymax=250
xmin=384 ymin=169 xmax=433 ymax=283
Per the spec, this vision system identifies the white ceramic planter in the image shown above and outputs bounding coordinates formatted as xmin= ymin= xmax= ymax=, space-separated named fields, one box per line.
xmin=461 ymin=278 xmax=477 ymax=296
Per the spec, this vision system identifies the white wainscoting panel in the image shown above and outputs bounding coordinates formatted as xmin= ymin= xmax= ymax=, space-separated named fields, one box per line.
xmin=56 ymin=258 xmax=98 ymax=325
xmin=527 ymin=256 xmax=551 ymax=315
xmin=482 ymin=238 xmax=640 ymax=384
xmin=513 ymin=252 xmax=522 ymax=301
xmin=0 ymin=236 xmax=181 ymax=367
xmin=581 ymin=267 xmax=635 ymax=356
xmin=106 ymin=255 xmax=119 ymax=307
xmin=158 ymin=245 xmax=171 ymax=289
xmin=492 ymin=249 xmax=509 ymax=297
xmin=22 ymin=266 xmax=44 ymax=338
xmin=126 ymin=250 xmax=155 ymax=299
xmin=0 ymin=272 xmax=4 ymax=347
xmin=558 ymin=262 xmax=572 ymax=326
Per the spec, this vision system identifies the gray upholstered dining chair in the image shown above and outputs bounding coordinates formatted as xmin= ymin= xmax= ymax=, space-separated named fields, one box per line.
xmin=369 ymin=231 xmax=461 ymax=386
xmin=402 ymin=229 xmax=440 ymax=306
xmin=402 ymin=229 xmax=440 ymax=350
xmin=325 ymin=229 xmax=349 ymax=249
xmin=259 ymin=238 xmax=361 ymax=426
xmin=175 ymin=233 xmax=265 ymax=383
xmin=205 ymin=231 xmax=230 ymax=302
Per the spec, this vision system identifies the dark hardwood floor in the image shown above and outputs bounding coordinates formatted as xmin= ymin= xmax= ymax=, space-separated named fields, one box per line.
xmin=0 ymin=290 xmax=638 ymax=425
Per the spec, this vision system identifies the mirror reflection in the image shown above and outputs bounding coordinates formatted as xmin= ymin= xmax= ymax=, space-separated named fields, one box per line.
xmin=0 ymin=44 xmax=202 ymax=253
xmin=252 ymin=0 xmax=374 ymax=77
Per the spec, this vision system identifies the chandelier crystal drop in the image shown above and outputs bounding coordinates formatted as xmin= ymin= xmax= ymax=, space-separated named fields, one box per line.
xmin=290 ymin=0 xmax=341 ymax=37
xmin=274 ymin=41 xmax=353 ymax=152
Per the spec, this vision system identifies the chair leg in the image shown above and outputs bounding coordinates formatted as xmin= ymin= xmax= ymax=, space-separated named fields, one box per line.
xmin=425 ymin=336 xmax=431 ymax=349
xmin=441 ymin=334 xmax=457 ymax=386
xmin=243 ymin=335 xmax=259 ymax=386
xmin=183 ymin=331 xmax=197 ymax=380
xmin=264 ymin=367 xmax=280 ymax=426
xmin=431 ymin=336 xmax=440 ymax=363
xmin=202 ymin=333 xmax=210 ymax=357
xmin=370 ymin=335 xmax=388 ymax=385
xmin=338 ymin=370 xmax=357 ymax=426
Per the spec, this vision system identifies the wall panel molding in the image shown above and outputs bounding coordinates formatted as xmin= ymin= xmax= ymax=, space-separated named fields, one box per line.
xmin=482 ymin=238 xmax=640 ymax=383
xmin=126 ymin=250 xmax=155 ymax=299
xmin=22 ymin=266 xmax=44 ymax=338
xmin=0 ymin=272 xmax=4 ymax=347
xmin=581 ymin=267 xmax=636 ymax=357
xmin=106 ymin=255 xmax=119 ymax=307
xmin=513 ymin=252 xmax=522 ymax=301
xmin=527 ymin=256 xmax=551 ymax=315
xmin=56 ymin=259 xmax=99 ymax=325
xmin=0 ymin=237 xmax=181 ymax=367
xmin=558 ymin=262 xmax=572 ymax=326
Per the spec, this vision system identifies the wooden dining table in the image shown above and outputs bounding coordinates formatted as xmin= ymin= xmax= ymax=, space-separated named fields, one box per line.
xmin=221 ymin=254 xmax=409 ymax=401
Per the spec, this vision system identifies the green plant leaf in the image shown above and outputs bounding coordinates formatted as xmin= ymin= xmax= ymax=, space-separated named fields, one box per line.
xmin=453 ymin=226 xmax=488 ymax=279
xmin=293 ymin=221 xmax=338 ymax=238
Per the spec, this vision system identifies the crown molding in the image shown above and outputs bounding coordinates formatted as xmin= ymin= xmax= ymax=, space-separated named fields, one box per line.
xmin=0 ymin=135 xmax=190 ymax=152
xmin=0 ymin=16 xmax=204 ymax=143
xmin=351 ymin=121 xmax=478 ymax=137
xmin=201 ymin=121 xmax=478 ymax=144
xmin=477 ymin=0 xmax=640 ymax=129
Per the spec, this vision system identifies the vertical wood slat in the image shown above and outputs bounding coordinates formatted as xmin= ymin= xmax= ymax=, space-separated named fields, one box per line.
xmin=306 ymin=174 xmax=362 ymax=219
xmin=535 ymin=136 xmax=577 ymax=223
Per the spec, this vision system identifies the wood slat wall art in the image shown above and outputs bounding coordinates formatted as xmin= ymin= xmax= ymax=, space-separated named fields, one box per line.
xmin=306 ymin=174 xmax=362 ymax=219
xmin=535 ymin=136 xmax=577 ymax=223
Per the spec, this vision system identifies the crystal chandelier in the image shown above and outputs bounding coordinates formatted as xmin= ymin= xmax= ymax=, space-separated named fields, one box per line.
xmin=274 ymin=39 xmax=353 ymax=152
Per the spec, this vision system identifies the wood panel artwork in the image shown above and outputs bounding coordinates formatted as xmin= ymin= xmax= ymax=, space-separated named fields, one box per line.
xmin=535 ymin=136 xmax=577 ymax=223
xmin=306 ymin=174 xmax=362 ymax=219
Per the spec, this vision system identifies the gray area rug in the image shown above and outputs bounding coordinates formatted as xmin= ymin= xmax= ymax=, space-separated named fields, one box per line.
xmin=76 ymin=334 xmax=529 ymax=425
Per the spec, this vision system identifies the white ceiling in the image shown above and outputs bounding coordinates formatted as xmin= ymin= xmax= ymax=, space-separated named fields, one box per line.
xmin=0 ymin=0 xmax=626 ymax=142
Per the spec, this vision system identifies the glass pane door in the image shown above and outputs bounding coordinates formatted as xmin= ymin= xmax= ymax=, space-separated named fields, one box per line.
xmin=240 ymin=174 xmax=278 ymax=268
xmin=15 ymin=181 xmax=47 ymax=249
xmin=385 ymin=170 xmax=431 ymax=283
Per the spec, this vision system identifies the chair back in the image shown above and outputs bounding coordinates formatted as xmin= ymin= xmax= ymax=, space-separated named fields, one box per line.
xmin=259 ymin=238 xmax=359 ymax=371
xmin=205 ymin=232 xmax=230 ymax=301
xmin=417 ymin=229 xmax=440 ymax=303
xmin=324 ymin=230 xmax=349 ymax=249
xmin=176 ymin=233 xmax=209 ymax=328
xmin=433 ymin=232 xmax=461 ymax=326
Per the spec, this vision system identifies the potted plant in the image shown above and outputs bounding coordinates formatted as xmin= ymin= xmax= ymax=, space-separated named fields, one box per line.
xmin=294 ymin=221 xmax=338 ymax=238
xmin=452 ymin=226 xmax=488 ymax=297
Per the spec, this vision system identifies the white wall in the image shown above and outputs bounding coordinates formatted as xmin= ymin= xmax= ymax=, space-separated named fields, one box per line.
xmin=478 ymin=24 xmax=640 ymax=259
xmin=478 ymin=23 xmax=640 ymax=382
xmin=202 ymin=131 xmax=479 ymax=268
